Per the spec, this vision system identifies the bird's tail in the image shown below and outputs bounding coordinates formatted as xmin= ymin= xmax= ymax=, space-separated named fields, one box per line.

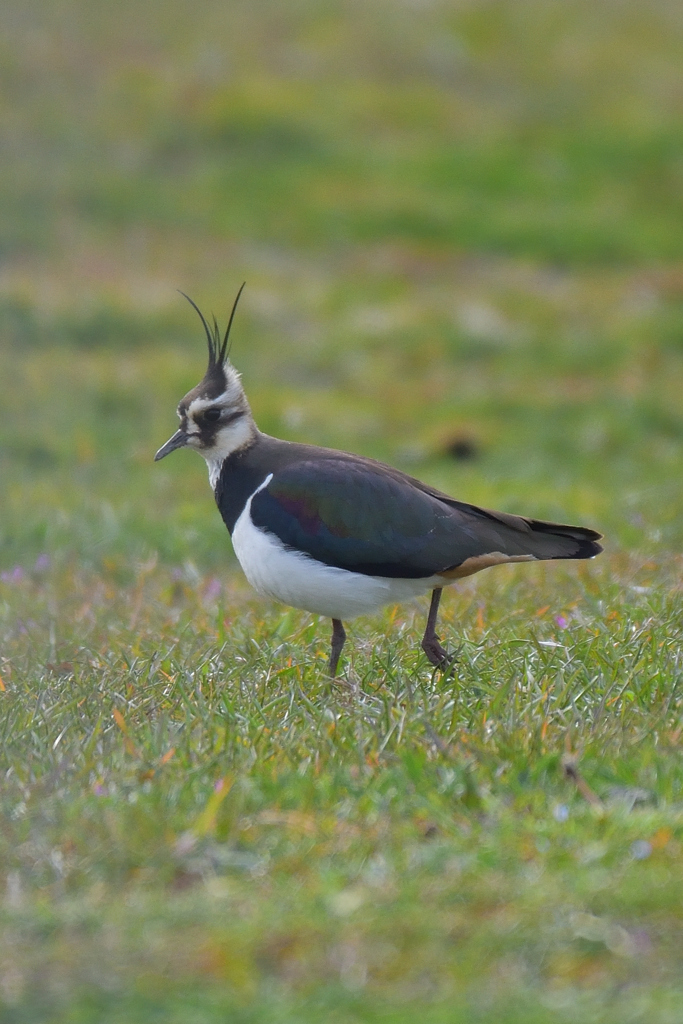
xmin=440 ymin=497 xmax=603 ymax=566
xmin=520 ymin=518 xmax=603 ymax=560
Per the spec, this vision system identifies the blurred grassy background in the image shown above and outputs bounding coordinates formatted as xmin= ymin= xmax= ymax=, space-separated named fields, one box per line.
xmin=2 ymin=0 xmax=683 ymax=570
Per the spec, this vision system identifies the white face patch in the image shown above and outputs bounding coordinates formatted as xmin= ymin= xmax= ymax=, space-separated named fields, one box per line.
xmin=178 ymin=364 xmax=247 ymax=425
xmin=204 ymin=414 xmax=257 ymax=488
xmin=185 ymin=393 xmax=229 ymax=421
xmin=174 ymin=360 xmax=257 ymax=488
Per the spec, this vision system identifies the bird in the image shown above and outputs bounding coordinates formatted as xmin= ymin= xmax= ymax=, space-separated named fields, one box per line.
xmin=155 ymin=286 xmax=603 ymax=677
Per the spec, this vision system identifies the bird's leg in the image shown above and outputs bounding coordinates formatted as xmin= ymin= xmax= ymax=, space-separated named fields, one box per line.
xmin=421 ymin=588 xmax=453 ymax=668
xmin=329 ymin=618 xmax=346 ymax=677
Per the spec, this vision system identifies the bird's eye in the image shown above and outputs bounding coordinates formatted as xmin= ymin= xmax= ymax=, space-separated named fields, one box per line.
xmin=203 ymin=408 xmax=221 ymax=423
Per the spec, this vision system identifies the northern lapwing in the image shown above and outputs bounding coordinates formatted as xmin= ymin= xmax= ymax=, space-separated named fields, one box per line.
xmin=155 ymin=287 xmax=603 ymax=676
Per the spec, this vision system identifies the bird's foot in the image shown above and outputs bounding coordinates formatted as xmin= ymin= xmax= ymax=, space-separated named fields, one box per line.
xmin=421 ymin=633 xmax=456 ymax=671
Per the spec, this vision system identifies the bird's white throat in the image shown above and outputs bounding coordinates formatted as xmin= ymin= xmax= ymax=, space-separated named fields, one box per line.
xmin=199 ymin=413 xmax=256 ymax=489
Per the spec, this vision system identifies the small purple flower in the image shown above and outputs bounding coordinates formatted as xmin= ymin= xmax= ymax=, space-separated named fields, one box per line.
xmin=555 ymin=614 xmax=569 ymax=629
xmin=1 ymin=566 xmax=25 ymax=584
xmin=630 ymin=928 xmax=652 ymax=954
xmin=93 ymin=782 xmax=106 ymax=797
xmin=203 ymin=577 xmax=222 ymax=602
xmin=34 ymin=554 xmax=50 ymax=572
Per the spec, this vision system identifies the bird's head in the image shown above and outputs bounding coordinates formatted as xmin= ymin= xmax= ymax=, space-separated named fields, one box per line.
xmin=154 ymin=285 xmax=256 ymax=470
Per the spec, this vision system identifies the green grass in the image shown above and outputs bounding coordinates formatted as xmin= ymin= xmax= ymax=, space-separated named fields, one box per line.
xmin=2 ymin=0 xmax=683 ymax=1019
xmin=2 ymin=557 xmax=683 ymax=1021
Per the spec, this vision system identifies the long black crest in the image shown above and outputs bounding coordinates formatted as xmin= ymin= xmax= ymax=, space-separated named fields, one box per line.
xmin=178 ymin=283 xmax=246 ymax=369
xmin=221 ymin=281 xmax=246 ymax=362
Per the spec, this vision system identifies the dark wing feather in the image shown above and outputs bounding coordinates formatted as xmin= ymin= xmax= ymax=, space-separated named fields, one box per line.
xmin=249 ymin=459 xmax=601 ymax=579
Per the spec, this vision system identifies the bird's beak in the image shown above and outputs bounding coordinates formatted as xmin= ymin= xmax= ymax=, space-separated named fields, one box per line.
xmin=154 ymin=429 xmax=188 ymax=461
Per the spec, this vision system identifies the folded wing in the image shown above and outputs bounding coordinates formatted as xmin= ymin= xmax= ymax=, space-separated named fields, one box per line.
xmin=249 ymin=459 xmax=602 ymax=580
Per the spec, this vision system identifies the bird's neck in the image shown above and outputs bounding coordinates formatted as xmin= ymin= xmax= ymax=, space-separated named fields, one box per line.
xmin=210 ymin=433 xmax=267 ymax=533
xmin=211 ymin=431 xmax=318 ymax=533
xmin=203 ymin=416 xmax=259 ymax=490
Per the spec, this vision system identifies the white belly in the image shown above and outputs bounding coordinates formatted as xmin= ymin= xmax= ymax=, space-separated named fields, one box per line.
xmin=231 ymin=491 xmax=441 ymax=620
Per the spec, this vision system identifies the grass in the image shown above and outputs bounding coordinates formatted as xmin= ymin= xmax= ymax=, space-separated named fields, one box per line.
xmin=2 ymin=0 xmax=683 ymax=1019
xmin=2 ymin=556 xmax=683 ymax=1021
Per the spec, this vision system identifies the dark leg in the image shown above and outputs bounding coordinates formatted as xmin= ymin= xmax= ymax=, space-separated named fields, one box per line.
xmin=329 ymin=618 xmax=346 ymax=677
xmin=421 ymin=588 xmax=453 ymax=668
